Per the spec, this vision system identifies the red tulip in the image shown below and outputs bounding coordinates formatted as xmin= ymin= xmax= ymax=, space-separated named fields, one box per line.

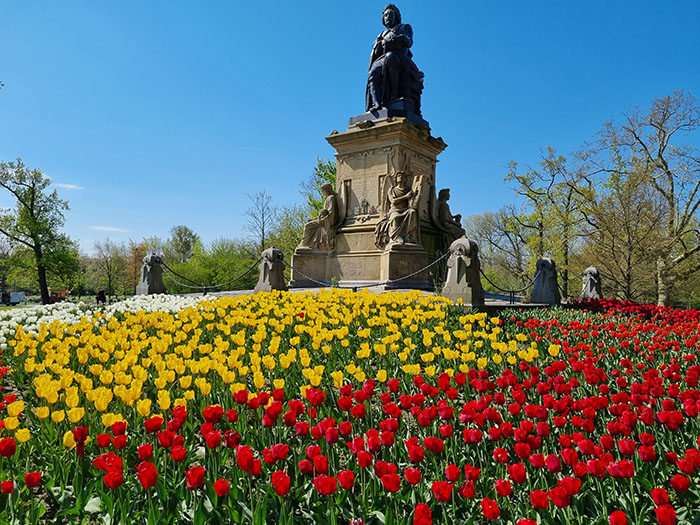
xmin=337 ymin=470 xmax=355 ymax=490
xmin=481 ymin=498 xmax=500 ymax=520
xmin=272 ymin=470 xmax=291 ymax=496
xmin=24 ymin=471 xmax=42 ymax=488
xmin=104 ymin=470 xmax=124 ymax=489
xmin=529 ymin=489 xmax=549 ymax=509
xmin=184 ymin=466 xmax=205 ymax=490
xmin=136 ymin=461 xmax=158 ymax=489
xmin=508 ymin=462 xmax=527 ymax=484
xmin=445 ymin=464 xmax=460 ymax=482
xmin=313 ymin=474 xmax=337 ymax=496
xmin=1 ymin=481 xmax=14 ymax=494
xmin=495 ymin=479 xmax=511 ymax=497
xmin=381 ymin=473 xmax=401 ymax=492
xmin=651 ymin=488 xmax=669 ymax=505
xmin=138 ymin=443 xmax=153 ymax=460
xmin=170 ymin=445 xmax=187 ymax=462
xmin=0 ymin=438 xmax=15 ymax=457
xmin=431 ymin=481 xmax=453 ymax=502
xmin=202 ymin=405 xmax=223 ymax=423
xmin=413 ymin=503 xmax=432 ymax=525
xmin=96 ymin=433 xmax=111 ymax=448
xmin=213 ymin=478 xmax=230 ymax=497
xmin=405 ymin=467 xmax=422 ymax=485
xmin=143 ymin=417 xmax=163 ymax=433
xmin=654 ymin=505 xmax=677 ymax=525
xmin=609 ymin=510 xmax=627 ymax=525
xmin=669 ymin=474 xmax=689 ymax=493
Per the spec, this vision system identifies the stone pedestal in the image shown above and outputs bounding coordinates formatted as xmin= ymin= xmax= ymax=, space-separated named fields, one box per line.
xmin=289 ymin=117 xmax=448 ymax=289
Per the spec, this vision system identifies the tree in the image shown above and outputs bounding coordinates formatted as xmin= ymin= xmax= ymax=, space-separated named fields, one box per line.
xmin=581 ymin=91 xmax=700 ymax=305
xmin=0 ymin=159 xmax=78 ymax=304
xmin=245 ymin=191 xmax=277 ymax=254
xmin=576 ymin=170 xmax=664 ymax=301
xmin=94 ymin=239 xmax=127 ymax=297
xmin=300 ymin=157 xmax=336 ymax=215
xmin=167 ymin=225 xmax=200 ymax=263
xmin=506 ymin=149 xmax=587 ymax=296
xmin=124 ymin=240 xmax=148 ymax=294
xmin=0 ymin=239 xmax=12 ymax=292
xmin=466 ymin=206 xmax=530 ymax=291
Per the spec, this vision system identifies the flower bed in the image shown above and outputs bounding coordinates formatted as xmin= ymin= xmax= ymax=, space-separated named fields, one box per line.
xmin=0 ymin=291 xmax=698 ymax=524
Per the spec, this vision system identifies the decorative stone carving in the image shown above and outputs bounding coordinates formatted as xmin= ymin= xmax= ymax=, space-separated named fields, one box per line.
xmin=254 ymin=248 xmax=287 ymax=292
xmin=582 ymin=266 xmax=602 ymax=299
xmin=136 ymin=253 xmax=166 ymax=295
xmin=374 ymin=171 xmax=422 ymax=249
xmin=297 ymin=184 xmax=338 ymax=252
xmin=441 ymin=237 xmax=484 ymax=305
xmin=366 ymin=4 xmax=424 ymax=116
xmin=530 ymin=258 xmax=561 ymax=305
xmin=432 ymin=188 xmax=466 ymax=243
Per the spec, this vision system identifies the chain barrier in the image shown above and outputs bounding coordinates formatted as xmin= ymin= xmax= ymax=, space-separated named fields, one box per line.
xmin=160 ymin=258 xmax=262 ymax=295
xmin=479 ymin=269 xmax=542 ymax=304
xmin=282 ymin=250 xmax=451 ymax=290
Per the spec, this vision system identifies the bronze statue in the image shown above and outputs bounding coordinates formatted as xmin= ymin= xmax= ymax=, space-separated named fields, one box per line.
xmin=366 ymin=4 xmax=424 ymax=115
xmin=297 ymin=184 xmax=338 ymax=251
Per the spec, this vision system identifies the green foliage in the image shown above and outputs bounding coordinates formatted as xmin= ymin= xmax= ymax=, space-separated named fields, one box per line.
xmin=301 ymin=157 xmax=336 ymax=216
xmin=0 ymin=158 xmax=80 ymax=303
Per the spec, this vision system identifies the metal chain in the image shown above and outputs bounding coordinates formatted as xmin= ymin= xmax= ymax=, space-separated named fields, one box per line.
xmin=479 ymin=269 xmax=542 ymax=295
xmin=282 ymin=250 xmax=451 ymax=289
xmin=160 ymin=258 xmax=262 ymax=293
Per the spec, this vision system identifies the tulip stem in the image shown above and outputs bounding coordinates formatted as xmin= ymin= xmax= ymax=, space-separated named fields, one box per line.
xmin=630 ymin=478 xmax=638 ymax=524
xmin=595 ymin=478 xmax=607 ymax=517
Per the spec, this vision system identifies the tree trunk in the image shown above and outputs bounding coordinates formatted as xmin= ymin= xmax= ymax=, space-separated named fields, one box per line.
xmin=34 ymin=242 xmax=50 ymax=304
xmin=657 ymin=257 xmax=670 ymax=306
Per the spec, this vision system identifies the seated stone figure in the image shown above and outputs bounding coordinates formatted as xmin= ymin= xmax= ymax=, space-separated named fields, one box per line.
xmin=375 ymin=171 xmax=420 ymax=249
xmin=297 ymin=184 xmax=338 ymax=251
xmin=366 ymin=4 xmax=424 ymax=114
xmin=435 ymin=188 xmax=466 ymax=243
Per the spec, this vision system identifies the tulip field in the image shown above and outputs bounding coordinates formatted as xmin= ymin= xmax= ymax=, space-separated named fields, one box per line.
xmin=0 ymin=290 xmax=699 ymax=524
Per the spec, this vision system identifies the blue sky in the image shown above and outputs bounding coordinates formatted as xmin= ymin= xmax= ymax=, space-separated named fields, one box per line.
xmin=1 ymin=1 xmax=699 ymax=254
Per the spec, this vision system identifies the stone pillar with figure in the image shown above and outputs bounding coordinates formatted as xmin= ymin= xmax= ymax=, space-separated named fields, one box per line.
xmin=289 ymin=5 xmax=465 ymax=290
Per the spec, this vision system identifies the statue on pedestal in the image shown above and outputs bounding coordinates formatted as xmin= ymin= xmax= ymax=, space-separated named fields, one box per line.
xmin=297 ymin=184 xmax=338 ymax=251
xmin=366 ymin=4 xmax=424 ymax=115
xmin=375 ymin=171 xmax=421 ymax=249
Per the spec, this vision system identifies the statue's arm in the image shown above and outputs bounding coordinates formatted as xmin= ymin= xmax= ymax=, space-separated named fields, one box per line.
xmin=386 ymin=24 xmax=413 ymax=50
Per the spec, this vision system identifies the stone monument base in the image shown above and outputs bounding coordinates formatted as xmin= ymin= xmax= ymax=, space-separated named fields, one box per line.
xmin=348 ymin=99 xmax=429 ymax=128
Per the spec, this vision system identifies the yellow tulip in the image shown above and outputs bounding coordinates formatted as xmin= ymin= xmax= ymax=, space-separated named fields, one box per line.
xmin=36 ymin=406 xmax=50 ymax=419
xmin=15 ymin=428 xmax=30 ymax=443
xmin=51 ymin=410 xmax=66 ymax=423
xmin=63 ymin=430 xmax=75 ymax=448
xmin=7 ymin=401 xmax=25 ymax=417
xmin=67 ymin=407 xmax=85 ymax=423
xmin=3 ymin=417 xmax=19 ymax=431
xmin=137 ymin=399 xmax=152 ymax=417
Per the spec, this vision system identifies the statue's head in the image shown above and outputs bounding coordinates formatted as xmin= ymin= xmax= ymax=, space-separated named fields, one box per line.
xmin=382 ymin=4 xmax=401 ymax=28
xmin=320 ymin=183 xmax=335 ymax=196
xmin=438 ymin=188 xmax=450 ymax=201
xmin=394 ymin=170 xmax=407 ymax=185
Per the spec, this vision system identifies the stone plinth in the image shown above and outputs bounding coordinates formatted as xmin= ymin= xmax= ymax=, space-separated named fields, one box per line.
xmin=289 ymin=117 xmax=448 ymax=289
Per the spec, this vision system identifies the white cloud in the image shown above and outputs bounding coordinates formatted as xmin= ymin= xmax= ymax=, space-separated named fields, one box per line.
xmin=54 ymin=183 xmax=85 ymax=190
xmin=90 ymin=225 xmax=130 ymax=233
